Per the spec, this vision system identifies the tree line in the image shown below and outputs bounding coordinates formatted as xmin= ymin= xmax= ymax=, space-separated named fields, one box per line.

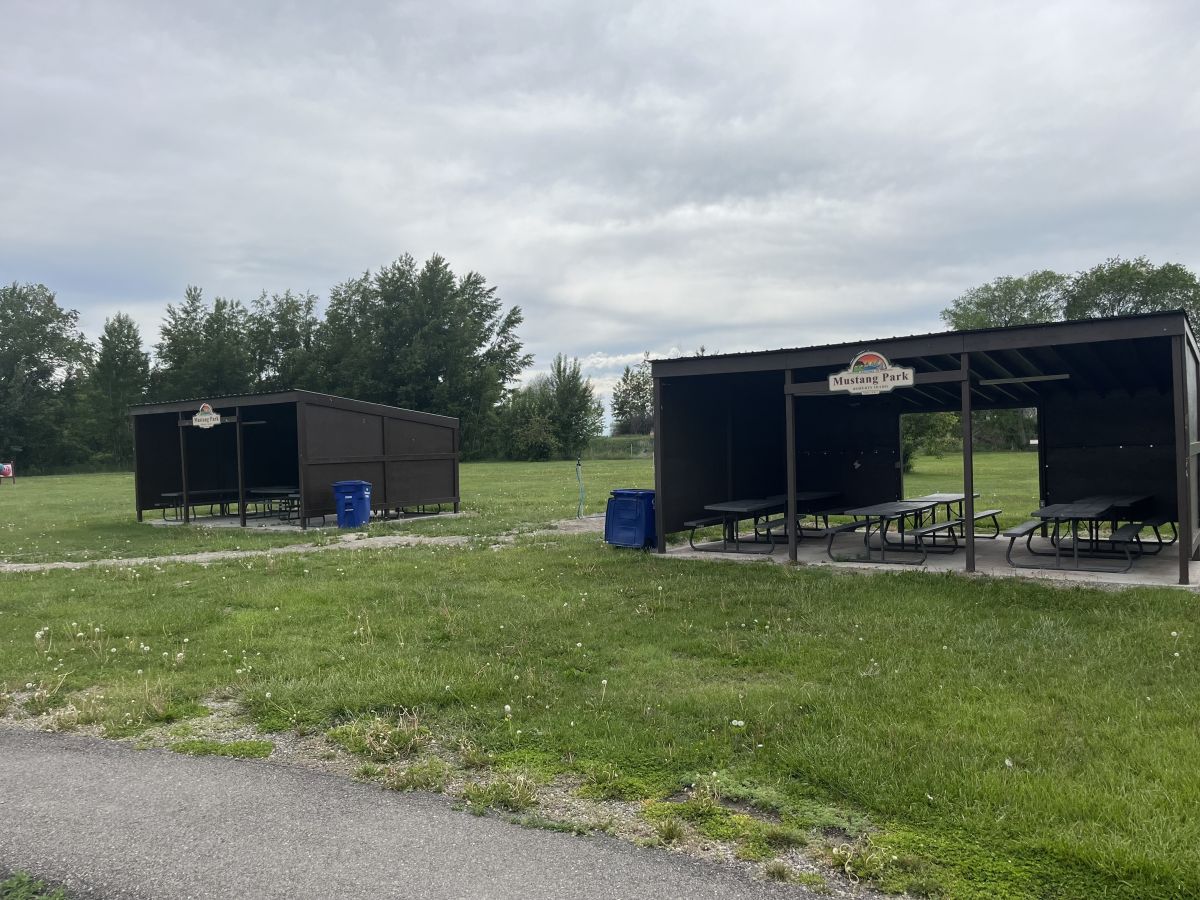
xmin=0 ymin=254 xmax=604 ymax=473
xmin=4 ymin=254 xmax=1197 ymax=474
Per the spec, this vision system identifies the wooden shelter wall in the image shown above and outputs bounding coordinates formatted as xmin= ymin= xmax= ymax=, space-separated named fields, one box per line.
xmin=306 ymin=405 xmax=383 ymax=458
xmin=386 ymin=418 xmax=455 ymax=453
xmin=1041 ymin=388 xmax=1176 ymax=516
xmin=1189 ymin=350 xmax=1200 ymax=539
xmin=298 ymin=401 xmax=460 ymax=515
xmin=658 ymin=375 xmax=732 ymax=533
xmin=242 ymin=404 xmax=298 ymax=489
xmin=793 ymin=396 xmax=903 ymax=509
xmin=181 ymin=424 xmax=239 ymax=492
xmin=133 ymin=415 xmax=183 ymax=503
xmin=303 ymin=461 xmax=386 ymax=515
xmin=729 ymin=373 xmax=788 ymax=501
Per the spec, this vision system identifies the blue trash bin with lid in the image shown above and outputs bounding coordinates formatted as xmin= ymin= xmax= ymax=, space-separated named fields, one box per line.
xmin=333 ymin=480 xmax=372 ymax=528
xmin=605 ymin=489 xmax=656 ymax=548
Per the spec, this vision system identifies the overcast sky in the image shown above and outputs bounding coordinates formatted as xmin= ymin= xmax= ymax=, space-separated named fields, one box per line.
xmin=3 ymin=0 xmax=1198 ymax=398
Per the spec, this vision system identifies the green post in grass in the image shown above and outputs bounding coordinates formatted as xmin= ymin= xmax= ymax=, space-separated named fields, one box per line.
xmin=576 ymin=457 xmax=585 ymax=518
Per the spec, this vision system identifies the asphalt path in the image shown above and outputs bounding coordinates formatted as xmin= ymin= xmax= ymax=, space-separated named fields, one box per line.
xmin=0 ymin=730 xmax=826 ymax=900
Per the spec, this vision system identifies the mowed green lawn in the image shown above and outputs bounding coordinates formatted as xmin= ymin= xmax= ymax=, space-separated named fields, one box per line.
xmin=0 ymin=456 xmax=1196 ymax=898
xmin=0 ymin=460 xmax=654 ymax=564
xmin=905 ymin=450 xmax=1040 ymax=529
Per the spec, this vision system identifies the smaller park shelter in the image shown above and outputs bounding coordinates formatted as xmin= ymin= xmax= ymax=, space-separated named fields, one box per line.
xmin=130 ymin=390 xmax=460 ymax=527
xmin=650 ymin=311 xmax=1200 ymax=584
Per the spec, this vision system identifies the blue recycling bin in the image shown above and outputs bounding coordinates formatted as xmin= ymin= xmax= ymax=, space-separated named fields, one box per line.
xmin=333 ymin=480 xmax=372 ymax=528
xmin=605 ymin=488 xmax=656 ymax=549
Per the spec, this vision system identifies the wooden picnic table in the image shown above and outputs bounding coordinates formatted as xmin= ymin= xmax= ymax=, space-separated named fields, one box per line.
xmin=843 ymin=499 xmax=942 ymax=562
xmin=702 ymin=497 xmax=787 ymax=553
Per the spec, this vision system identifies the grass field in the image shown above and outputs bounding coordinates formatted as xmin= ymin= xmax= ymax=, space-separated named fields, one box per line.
xmin=0 ymin=460 xmax=653 ymax=564
xmin=1 ymin=456 xmax=1196 ymax=898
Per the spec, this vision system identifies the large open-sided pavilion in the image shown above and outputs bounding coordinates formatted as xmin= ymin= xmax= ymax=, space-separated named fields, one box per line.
xmin=130 ymin=390 xmax=459 ymax=527
xmin=651 ymin=311 xmax=1199 ymax=584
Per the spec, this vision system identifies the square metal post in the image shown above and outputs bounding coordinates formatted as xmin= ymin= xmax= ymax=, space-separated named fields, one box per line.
xmin=653 ymin=376 xmax=666 ymax=553
xmin=960 ymin=352 xmax=975 ymax=573
xmin=1172 ymin=335 xmax=1191 ymax=584
xmin=785 ymin=370 xmax=797 ymax=562
xmin=178 ymin=412 xmax=190 ymax=524
xmin=236 ymin=406 xmax=247 ymax=527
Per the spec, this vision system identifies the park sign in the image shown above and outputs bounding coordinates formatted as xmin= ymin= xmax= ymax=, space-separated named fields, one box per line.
xmin=192 ymin=403 xmax=222 ymax=429
xmin=828 ymin=351 xmax=915 ymax=396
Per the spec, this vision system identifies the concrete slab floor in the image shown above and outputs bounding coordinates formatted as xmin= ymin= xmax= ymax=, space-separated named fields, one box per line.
xmin=666 ymin=531 xmax=1200 ymax=590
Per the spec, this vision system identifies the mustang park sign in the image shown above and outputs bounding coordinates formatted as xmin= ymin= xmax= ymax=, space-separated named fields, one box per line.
xmin=828 ymin=352 xmax=915 ymax=396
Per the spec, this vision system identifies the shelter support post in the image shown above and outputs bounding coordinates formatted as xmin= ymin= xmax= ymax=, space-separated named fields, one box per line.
xmin=785 ymin=371 xmax=797 ymax=563
xmin=296 ymin=401 xmax=308 ymax=530
xmin=1172 ymin=336 xmax=1191 ymax=584
xmin=653 ymin=376 xmax=666 ymax=553
xmin=236 ymin=407 xmax=247 ymax=527
xmin=960 ymin=353 xmax=975 ymax=573
xmin=132 ymin=417 xmax=143 ymax=522
xmin=725 ymin=388 xmax=734 ymax=500
xmin=178 ymin=413 xmax=190 ymax=524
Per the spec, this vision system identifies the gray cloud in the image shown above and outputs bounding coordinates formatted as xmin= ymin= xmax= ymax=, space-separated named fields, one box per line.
xmin=3 ymin=0 xmax=1198 ymax=401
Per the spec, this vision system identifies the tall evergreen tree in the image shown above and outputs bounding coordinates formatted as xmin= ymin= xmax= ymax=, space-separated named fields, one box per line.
xmin=610 ymin=354 xmax=653 ymax=435
xmin=546 ymin=354 xmax=603 ymax=457
xmin=87 ymin=313 xmax=150 ymax=467
xmin=151 ymin=287 xmax=254 ymax=400
xmin=247 ymin=289 xmax=319 ymax=391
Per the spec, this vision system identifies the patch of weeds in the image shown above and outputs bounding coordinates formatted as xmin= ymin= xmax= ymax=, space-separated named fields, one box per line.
xmin=764 ymin=860 xmax=793 ymax=882
xmin=763 ymin=862 xmax=829 ymax=890
xmin=492 ymin=748 xmax=563 ymax=779
xmin=655 ymin=816 xmax=686 ymax=844
xmin=0 ymin=692 xmax=11 ymax=716
xmin=327 ymin=710 xmax=430 ymax=762
xmin=509 ymin=814 xmax=591 ymax=835
xmin=0 ymin=872 xmax=68 ymax=899
xmin=166 ymin=723 xmax=195 ymax=738
xmin=455 ymin=738 xmax=491 ymax=769
xmin=463 ymin=773 xmax=539 ymax=813
xmin=170 ymin=739 xmax=274 ymax=759
xmin=824 ymin=834 xmax=938 ymax=894
xmin=793 ymin=872 xmax=829 ymax=892
xmin=740 ymin=822 xmax=809 ymax=861
xmin=72 ymin=682 xmax=208 ymax=737
xmin=22 ymin=678 xmax=68 ymax=716
xmin=578 ymin=764 xmax=653 ymax=801
xmin=353 ymin=763 xmax=385 ymax=781
xmin=385 ymin=757 xmax=451 ymax=793
xmin=645 ymin=795 xmax=806 ymax=863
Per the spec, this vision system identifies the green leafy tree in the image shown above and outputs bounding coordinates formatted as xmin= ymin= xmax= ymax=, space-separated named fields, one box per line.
xmin=0 ymin=282 xmax=93 ymax=470
xmin=151 ymin=287 xmax=255 ymax=400
xmin=87 ymin=313 xmax=150 ymax=467
xmin=546 ymin=354 xmax=604 ymax=457
xmin=316 ymin=254 xmax=530 ymax=455
xmin=940 ymin=270 xmax=1066 ymax=330
xmin=247 ymin=290 xmax=320 ymax=391
xmin=1062 ymin=256 xmax=1200 ymax=321
xmin=496 ymin=376 xmax=559 ymax=460
xmin=611 ymin=354 xmax=653 ymax=435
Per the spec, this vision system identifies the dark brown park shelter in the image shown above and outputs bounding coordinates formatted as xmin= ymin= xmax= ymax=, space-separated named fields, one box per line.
xmin=129 ymin=390 xmax=459 ymax=527
xmin=651 ymin=311 xmax=1200 ymax=584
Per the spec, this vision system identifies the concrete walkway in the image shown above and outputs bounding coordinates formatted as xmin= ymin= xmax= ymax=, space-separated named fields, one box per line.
xmin=0 ymin=730 xmax=828 ymax=900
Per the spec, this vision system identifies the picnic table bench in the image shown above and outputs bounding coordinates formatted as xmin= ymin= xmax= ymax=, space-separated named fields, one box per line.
xmin=832 ymin=499 xmax=962 ymax=565
xmin=1005 ymin=499 xmax=1151 ymax=572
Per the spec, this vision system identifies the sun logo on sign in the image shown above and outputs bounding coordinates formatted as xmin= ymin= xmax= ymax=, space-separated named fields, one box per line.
xmin=850 ymin=352 xmax=888 ymax=373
